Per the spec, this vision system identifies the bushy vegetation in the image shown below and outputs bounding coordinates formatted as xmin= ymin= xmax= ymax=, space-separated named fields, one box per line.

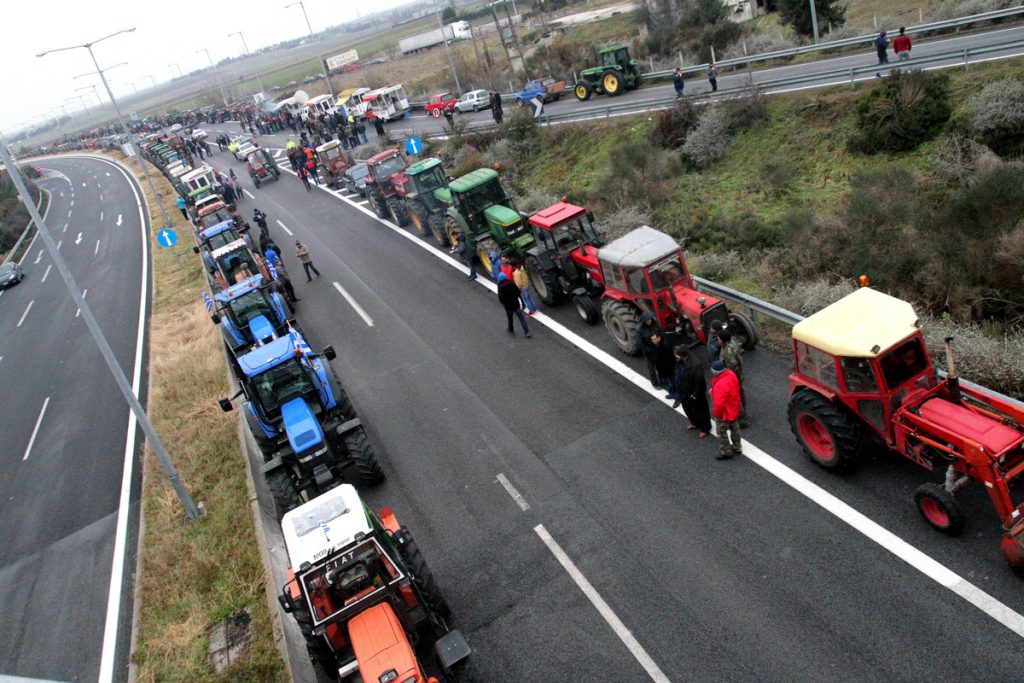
xmin=0 ymin=170 xmax=41 ymax=256
xmin=969 ymin=76 xmax=1024 ymax=156
xmin=778 ymin=0 xmax=846 ymax=37
xmin=682 ymin=106 xmax=732 ymax=168
xmin=639 ymin=0 xmax=742 ymax=61
xmin=850 ymin=70 xmax=952 ymax=153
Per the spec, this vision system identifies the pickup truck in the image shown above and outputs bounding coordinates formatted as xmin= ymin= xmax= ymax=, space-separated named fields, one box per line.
xmin=515 ymin=78 xmax=565 ymax=106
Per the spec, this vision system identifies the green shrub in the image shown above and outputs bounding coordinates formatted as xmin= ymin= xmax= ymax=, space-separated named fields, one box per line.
xmin=849 ymin=70 xmax=952 ymax=154
xmin=969 ymin=77 xmax=1024 ymax=156
xmin=724 ymin=89 xmax=769 ymax=132
xmin=681 ymin=106 xmax=731 ymax=168
xmin=651 ymin=100 xmax=700 ymax=149
xmin=597 ymin=137 xmax=675 ymax=210
xmin=778 ymin=0 xmax=845 ymax=37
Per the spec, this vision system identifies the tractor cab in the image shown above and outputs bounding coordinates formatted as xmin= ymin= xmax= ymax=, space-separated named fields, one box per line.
xmin=181 ymin=166 xmax=217 ymax=201
xmin=209 ymin=238 xmax=269 ymax=291
xmin=600 ymin=45 xmax=636 ymax=72
xmin=364 ymin=150 xmax=411 ymax=225
xmin=278 ymin=485 xmax=470 ymax=681
xmin=246 ymin=148 xmax=279 ymax=186
xmin=195 ymin=219 xmax=250 ymax=270
xmin=211 ymin=274 xmax=291 ymax=351
xmin=316 ymin=140 xmax=353 ymax=188
xmin=597 ymin=226 xmax=755 ymax=352
xmin=396 ymin=158 xmax=451 ymax=241
xmin=366 ymin=149 xmax=407 ymax=192
xmin=529 ymin=202 xmax=603 ymax=275
xmin=446 ymin=168 xmax=532 ymax=256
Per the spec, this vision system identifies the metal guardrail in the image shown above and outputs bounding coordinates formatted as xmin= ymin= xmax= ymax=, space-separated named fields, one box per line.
xmin=692 ymin=277 xmax=1024 ymax=409
xmin=2 ymin=190 xmax=44 ymax=265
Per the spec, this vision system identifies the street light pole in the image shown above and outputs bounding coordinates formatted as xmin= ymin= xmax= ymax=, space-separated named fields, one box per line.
xmin=229 ymin=31 xmax=266 ymax=98
xmin=286 ymin=1 xmax=334 ymax=98
xmin=168 ymin=62 xmax=183 ymax=78
xmin=196 ymin=48 xmax=229 ymax=105
xmin=809 ymin=0 xmax=820 ymax=43
xmin=431 ymin=0 xmax=462 ymax=94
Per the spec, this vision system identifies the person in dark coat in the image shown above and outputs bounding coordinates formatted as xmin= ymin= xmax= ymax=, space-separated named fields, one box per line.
xmin=706 ymin=319 xmax=724 ymax=365
xmin=671 ymin=345 xmax=711 ymax=437
xmin=497 ymin=272 xmax=530 ymax=338
xmin=650 ymin=333 xmax=676 ymax=393
xmin=373 ymin=115 xmax=386 ymax=137
xmin=875 ymin=31 xmax=889 ymax=65
xmin=450 ymin=232 xmax=476 ymax=280
xmin=221 ymin=181 xmax=237 ymax=208
xmin=635 ymin=310 xmax=664 ymax=386
xmin=492 ymin=91 xmax=504 ymax=124
xmin=672 ymin=68 xmax=685 ymax=98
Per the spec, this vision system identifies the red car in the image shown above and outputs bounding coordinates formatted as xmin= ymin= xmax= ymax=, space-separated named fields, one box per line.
xmin=425 ymin=92 xmax=458 ymax=118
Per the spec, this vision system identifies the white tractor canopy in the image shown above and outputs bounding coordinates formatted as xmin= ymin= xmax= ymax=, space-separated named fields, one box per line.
xmin=281 ymin=484 xmax=372 ymax=571
xmin=599 ymin=225 xmax=680 ymax=268
xmin=792 ymin=287 xmax=921 ymax=358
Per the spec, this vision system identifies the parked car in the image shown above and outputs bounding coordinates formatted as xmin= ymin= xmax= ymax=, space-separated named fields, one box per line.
xmin=234 ymin=140 xmax=259 ymax=161
xmin=455 ymin=89 xmax=492 ymax=113
xmin=425 ymin=92 xmax=458 ymax=118
xmin=342 ymin=163 xmax=371 ymax=197
xmin=0 ymin=262 xmax=24 ymax=289
xmin=191 ymin=128 xmax=208 ymax=140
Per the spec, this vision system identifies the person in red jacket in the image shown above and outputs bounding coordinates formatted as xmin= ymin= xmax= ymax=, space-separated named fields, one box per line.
xmin=710 ymin=360 xmax=742 ymax=459
xmin=893 ymin=27 xmax=912 ymax=61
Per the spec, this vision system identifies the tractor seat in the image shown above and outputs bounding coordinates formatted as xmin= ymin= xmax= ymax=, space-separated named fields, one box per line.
xmin=917 ymin=398 xmax=1024 ymax=456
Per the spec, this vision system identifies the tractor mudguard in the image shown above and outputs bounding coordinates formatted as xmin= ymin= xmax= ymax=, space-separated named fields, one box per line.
xmin=436 ymin=629 xmax=471 ymax=670
xmin=310 ymin=360 xmax=335 ymax=409
xmin=222 ymin=317 xmax=245 ymax=348
xmin=336 ymin=417 xmax=363 ymax=437
xmin=261 ymin=455 xmax=285 ymax=474
xmin=446 ymin=209 xmax=472 ymax=237
xmin=536 ymin=251 xmax=557 ymax=271
xmin=378 ymin=507 xmax=402 ymax=535
xmin=270 ymin=292 xmax=287 ymax=324
xmin=245 ymin=402 xmax=276 ymax=440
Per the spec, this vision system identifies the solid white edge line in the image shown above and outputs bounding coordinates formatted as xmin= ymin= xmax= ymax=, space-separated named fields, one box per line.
xmin=276 ymin=219 xmax=294 ymax=236
xmin=41 ymin=264 xmax=51 ymax=283
xmin=22 ymin=396 xmax=51 ymax=461
xmin=244 ymin=189 xmax=255 ymax=199
xmin=16 ymin=299 xmax=34 ymax=327
xmin=534 ymin=524 xmax=670 ymax=683
xmin=287 ymin=159 xmax=1024 ymax=641
xmin=331 ymin=281 xmax=375 ymax=327
xmin=496 ymin=473 xmax=530 ymax=511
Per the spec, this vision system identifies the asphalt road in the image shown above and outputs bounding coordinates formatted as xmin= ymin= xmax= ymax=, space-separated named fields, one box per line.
xmin=0 ymin=157 xmax=147 ymax=682
xmin=200 ymin=138 xmax=1024 ymax=681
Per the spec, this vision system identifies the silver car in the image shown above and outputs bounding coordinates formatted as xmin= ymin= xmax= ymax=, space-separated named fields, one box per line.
xmin=455 ymin=89 xmax=492 ymax=113
xmin=0 ymin=262 xmax=24 ymax=289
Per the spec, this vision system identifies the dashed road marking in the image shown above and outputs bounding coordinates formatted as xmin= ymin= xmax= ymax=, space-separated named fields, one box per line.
xmin=22 ymin=397 xmax=51 ymax=461
xmin=276 ymin=219 xmax=293 ymax=236
xmin=17 ymin=299 xmax=34 ymax=327
xmin=41 ymin=264 xmax=51 ymax=283
xmin=244 ymin=189 xmax=255 ymax=199
xmin=95 ymin=240 xmax=101 ymax=255
xmin=332 ymin=281 xmax=374 ymax=327
xmin=496 ymin=473 xmax=530 ymax=511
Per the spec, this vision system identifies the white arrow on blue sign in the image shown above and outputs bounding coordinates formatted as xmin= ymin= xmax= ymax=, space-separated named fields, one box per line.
xmin=405 ymin=136 xmax=422 ymax=156
xmin=157 ymin=228 xmax=178 ymax=248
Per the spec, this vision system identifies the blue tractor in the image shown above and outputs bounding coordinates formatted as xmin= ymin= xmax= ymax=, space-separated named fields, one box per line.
xmin=194 ymin=218 xmax=251 ymax=268
xmin=211 ymin=274 xmax=295 ymax=354
xmin=219 ymin=329 xmax=384 ymax=518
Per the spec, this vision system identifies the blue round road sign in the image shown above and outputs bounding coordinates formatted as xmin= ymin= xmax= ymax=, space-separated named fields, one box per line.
xmin=405 ymin=136 xmax=423 ymax=156
xmin=157 ymin=228 xmax=178 ymax=248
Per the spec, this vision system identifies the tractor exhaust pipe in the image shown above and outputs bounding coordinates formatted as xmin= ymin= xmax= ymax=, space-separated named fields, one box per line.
xmin=943 ymin=335 xmax=962 ymax=404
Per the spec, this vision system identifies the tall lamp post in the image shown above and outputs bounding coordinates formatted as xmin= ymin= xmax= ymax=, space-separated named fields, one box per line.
xmin=285 ymin=1 xmax=334 ymax=98
xmin=228 ymin=31 xmax=265 ymax=98
xmin=196 ymin=48 xmax=229 ymax=105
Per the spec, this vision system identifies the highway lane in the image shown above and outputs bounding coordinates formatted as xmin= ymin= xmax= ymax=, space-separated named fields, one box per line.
xmin=0 ymin=156 xmax=147 ymax=682
xmin=204 ymin=148 xmax=1024 ymax=679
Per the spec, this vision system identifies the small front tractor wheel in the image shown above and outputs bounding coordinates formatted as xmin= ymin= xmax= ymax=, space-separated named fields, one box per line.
xmin=342 ymin=426 xmax=385 ymax=485
xmin=574 ymin=81 xmax=593 ymax=102
xmin=525 ymin=256 xmax=563 ymax=306
xmin=429 ymin=214 xmax=449 ymax=248
xmin=386 ymin=196 xmax=409 ymax=227
xmin=788 ymin=389 xmax=863 ymax=472
xmin=407 ymin=199 xmax=431 ymax=237
xmin=395 ymin=527 xmax=451 ymax=617
xmin=601 ymin=299 xmax=642 ymax=355
xmin=728 ymin=311 xmax=758 ymax=350
xmin=266 ymin=468 xmax=302 ymax=520
xmin=476 ymin=238 xmax=499 ymax=278
xmin=574 ymin=295 xmax=600 ymax=325
xmin=914 ymin=483 xmax=965 ymax=535
xmin=445 ymin=216 xmax=463 ymax=249
xmin=602 ymin=70 xmax=625 ymax=96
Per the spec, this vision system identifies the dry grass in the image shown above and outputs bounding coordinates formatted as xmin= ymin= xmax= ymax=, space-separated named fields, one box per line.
xmin=98 ymin=152 xmax=286 ymax=682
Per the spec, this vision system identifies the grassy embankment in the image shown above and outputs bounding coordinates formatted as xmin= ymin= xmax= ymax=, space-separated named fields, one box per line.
xmin=100 ymin=151 xmax=285 ymax=682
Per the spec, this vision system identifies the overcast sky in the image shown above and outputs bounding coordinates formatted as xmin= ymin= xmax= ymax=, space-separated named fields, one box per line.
xmin=0 ymin=0 xmax=411 ymax=135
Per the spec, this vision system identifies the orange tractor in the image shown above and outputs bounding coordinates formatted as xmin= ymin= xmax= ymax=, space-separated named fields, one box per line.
xmin=278 ymin=485 xmax=471 ymax=681
xmin=788 ymin=286 xmax=1024 ymax=574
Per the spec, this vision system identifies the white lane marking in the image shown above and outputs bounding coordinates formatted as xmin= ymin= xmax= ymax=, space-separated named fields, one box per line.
xmin=81 ymin=182 xmax=86 ymax=187
xmin=22 ymin=397 xmax=51 ymax=461
xmin=276 ymin=219 xmax=293 ymax=236
xmin=75 ymin=232 xmax=83 ymax=245
xmin=41 ymin=264 xmax=52 ymax=283
xmin=16 ymin=299 xmax=34 ymax=327
xmin=76 ymin=288 xmax=88 ymax=317
xmin=99 ymin=193 xmax=103 ymax=202
xmin=95 ymin=240 xmax=101 ymax=255
xmin=57 ymin=240 xmax=62 ymax=250
xmin=63 ymin=223 xmax=68 ymax=233
xmin=496 ymin=473 xmax=530 ymax=511
xmin=100 ymin=211 xmax=104 ymax=221
xmin=89 ymin=154 xmax=151 ymax=683
xmin=356 ymin=200 xmax=369 ymax=205
xmin=106 ymin=172 xmax=111 ymax=176
xmin=332 ymin=281 xmax=374 ymax=327
xmin=116 ymin=214 xmax=123 ymax=226
xmin=34 ymin=250 xmax=43 ymax=265
xmin=535 ymin=524 xmax=670 ymax=683
xmin=303 ymin=161 xmax=1024 ymax=641
xmin=244 ymin=189 xmax=255 ymax=199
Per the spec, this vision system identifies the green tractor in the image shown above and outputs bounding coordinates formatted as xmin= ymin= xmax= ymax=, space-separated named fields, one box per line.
xmin=443 ymin=168 xmax=534 ymax=277
xmin=574 ymin=44 xmax=643 ymax=101
xmin=393 ymin=157 xmax=452 ymax=248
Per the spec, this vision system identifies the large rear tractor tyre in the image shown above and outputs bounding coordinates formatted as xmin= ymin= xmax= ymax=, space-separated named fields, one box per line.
xmin=574 ymin=295 xmax=600 ymax=325
xmin=266 ymin=468 xmax=302 ymax=520
xmin=408 ymin=199 xmax=431 ymax=237
xmin=476 ymin=238 xmax=498 ymax=278
xmin=342 ymin=427 xmax=385 ymax=485
xmin=394 ymin=527 xmax=450 ymax=618
xmin=602 ymin=70 xmax=625 ymax=96
xmin=914 ymin=483 xmax=965 ymax=535
xmin=574 ymin=81 xmax=593 ymax=102
xmin=291 ymin=604 xmax=336 ymax=683
xmin=787 ymin=389 xmax=863 ymax=472
xmin=525 ymin=256 xmax=563 ymax=306
xmin=601 ymin=299 xmax=642 ymax=355
xmin=445 ymin=216 xmax=463 ymax=249
xmin=728 ymin=311 xmax=758 ymax=350
xmin=429 ymin=214 xmax=449 ymax=248
xmin=386 ymin=196 xmax=409 ymax=227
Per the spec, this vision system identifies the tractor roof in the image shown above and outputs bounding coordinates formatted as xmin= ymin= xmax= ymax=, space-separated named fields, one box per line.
xmin=529 ymin=202 xmax=586 ymax=230
xmin=792 ymin=287 xmax=921 ymax=358
xmin=599 ymin=44 xmax=629 ymax=53
xmin=214 ymin=274 xmax=264 ymax=303
xmin=450 ymin=168 xmax=498 ymax=193
xmin=599 ymin=226 xmax=678 ymax=268
xmin=281 ymin=484 xmax=372 ymax=571
xmin=210 ymin=238 xmax=248 ymax=260
xmin=367 ymin=149 xmax=399 ymax=164
xmin=200 ymin=220 xmax=236 ymax=239
xmin=316 ymin=140 xmax=341 ymax=153
xmin=406 ymin=157 xmax=442 ymax=175
xmin=237 ymin=333 xmax=299 ymax=376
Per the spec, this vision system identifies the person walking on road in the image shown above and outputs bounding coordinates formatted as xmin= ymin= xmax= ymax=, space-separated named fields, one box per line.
xmin=295 ymin=240 xmax=320 ymax=281
xmin=635 ymin=311 xmax=664 ymax=387
xmin=450 ymin=232 xmax=476 ymax=280
xmin=497 ymin=272 xmax=531 ymax=338
xmin=875 ymin=30 xmax=890 ymax=65
xmin=305 ymin=158 xmax=321 ymax=185
xmin=357 ymin=119 xmax=368 ymax=144
xmin=893 ymin=27 xmax=912 ymax=61
xmin=671 ymin=345 xmax=711 ymax=438
xmin=718 ymin=329 xmax=749 ymax=427
xmin=710 ymin=360 xmax=742 ymax=459
xmin=492 ymin=92 xmax=504 ymax=125
xmin=297 ymin=166 xmax=311 ymax=192
xmin=175 ymin=195 xmax=188 ymax=220
xmin=707 ymin=63 xmax=718 ymax=92
xmin=373 ymin=115 xmax=386 ymax=138
xmin=512 ymin=260 xmax=538 ymax=316
xmin=672 ymin=68 xmax=685 ymax=98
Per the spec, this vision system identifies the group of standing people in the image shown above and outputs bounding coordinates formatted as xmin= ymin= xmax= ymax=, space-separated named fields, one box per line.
xmin=875 ymin=26 xmax=913 ymax=66
xmin=672 ymin=64 xmax=718 ymax=98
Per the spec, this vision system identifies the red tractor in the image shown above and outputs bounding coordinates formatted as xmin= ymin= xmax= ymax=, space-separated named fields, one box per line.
xmin=279 ymin=485 xmax=471 ymax=681
xmin=524 ymin=210 xmax=756 ymax=354
xmin=425 ymin=92 xmax=458 ymax=118
xmin=364 ymin=149 xmax=411 ymax=228
xmin=788 ymin=286 xmax=1024 ymax=574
